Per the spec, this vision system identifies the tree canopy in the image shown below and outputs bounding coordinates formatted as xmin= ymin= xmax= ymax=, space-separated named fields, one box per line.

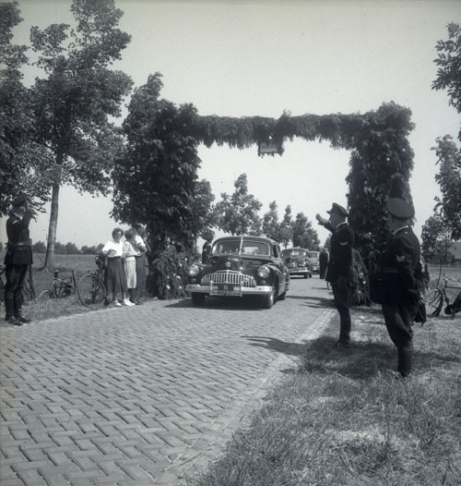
xmin=433 ymin=22 xmax=461 ymax=141
xmin=29 ymin=0 xmax=133 ymax=268
xmin=111 ymin=73 xmax=206 ymax=255
xmin=0 ymin=1 xmax=50 ymax=215
xmin=213 ymin=173 xmax=262 ymax=236
xmin=292 ymin=212 xmax=320 ymax=250
xmin=424 ymin=23 xmax=461 ymax=249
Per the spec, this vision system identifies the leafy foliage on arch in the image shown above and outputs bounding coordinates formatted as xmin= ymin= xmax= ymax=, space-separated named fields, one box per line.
xmin=195 ymin=101 xmax=415 ymax=257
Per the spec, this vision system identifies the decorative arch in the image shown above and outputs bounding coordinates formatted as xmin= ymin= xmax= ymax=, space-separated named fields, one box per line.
xmin=195 ymin=101 xmax=415 ymax=256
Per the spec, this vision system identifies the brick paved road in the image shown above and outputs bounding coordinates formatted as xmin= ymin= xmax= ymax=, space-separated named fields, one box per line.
xmin=0 ymin=277 xmax=334 ymax=486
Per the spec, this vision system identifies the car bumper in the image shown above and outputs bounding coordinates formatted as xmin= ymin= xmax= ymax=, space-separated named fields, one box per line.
xmin=288 ymin=268 xmax=308 ymax=275
xmin=186 ymin=283 xmax=273 ymax=297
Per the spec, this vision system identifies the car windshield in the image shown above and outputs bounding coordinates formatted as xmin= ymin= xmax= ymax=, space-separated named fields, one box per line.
xmin=282 ymin=250 xmax=305 ymax=257
xmin=212 ymin=240 xmax=270 ymax=256
xmin=309 ymin=252 xmax=319 ymax=258
xmin=241 ymin=241 xmax=270 ymax=256
xmin=213 ymin=240 xmax=241 ymax=255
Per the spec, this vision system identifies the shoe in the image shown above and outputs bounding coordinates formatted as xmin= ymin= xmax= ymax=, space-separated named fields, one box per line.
xmin=14 ymin=315 xmax=31 ymax=324
xmin=114 ymin=301 xmax=122 ymax=307
xmin=134 ymin=301 xmax=143 ymax=305
xmin=5 ymin=315 xmax=23 ymax=326
xmin=122 ymin=299 xmax=135 ymax=307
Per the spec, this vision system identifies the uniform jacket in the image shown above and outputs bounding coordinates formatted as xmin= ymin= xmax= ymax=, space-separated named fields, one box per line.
xmin=4 ymin=211 xmax=33 ymax=266
xmin=378 ymin=226 xmax=421 ymax=305
xmin=325 ymin=222 xmax=355 ymax=283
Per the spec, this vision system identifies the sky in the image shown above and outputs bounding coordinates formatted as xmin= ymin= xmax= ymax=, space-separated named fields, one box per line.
xmin=2 ymin=0 xmax=461 ymax=248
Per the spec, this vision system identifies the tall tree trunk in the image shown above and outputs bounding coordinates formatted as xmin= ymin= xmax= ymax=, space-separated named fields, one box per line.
xmin=42 ymin=182 xmax=60 ymax=271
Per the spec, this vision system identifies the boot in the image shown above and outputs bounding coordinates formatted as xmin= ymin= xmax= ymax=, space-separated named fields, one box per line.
xmin=397 ymin=347 xmax=413 ymax=377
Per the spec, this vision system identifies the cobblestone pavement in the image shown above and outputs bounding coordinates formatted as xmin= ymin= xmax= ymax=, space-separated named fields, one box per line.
xmin=0 ymin=277 xmax=335 ymax=486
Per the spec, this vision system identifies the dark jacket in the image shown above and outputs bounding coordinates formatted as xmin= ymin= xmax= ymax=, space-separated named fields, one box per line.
xmin=4 ymin=211 xmax=33 ymax=266
xmin=202 ymin=241 xmax=212 ymax=263
xmin=377 ymin=226 xmax=421 ymax=305
xmin=325 ymin=222 xmax=355 ymax=284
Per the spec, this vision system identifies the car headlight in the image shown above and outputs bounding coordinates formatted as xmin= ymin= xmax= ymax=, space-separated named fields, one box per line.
xmin=187 ymin=265 xmax=200 ymax=277
xmin=257 ymin=266 xmax=270 ymax=278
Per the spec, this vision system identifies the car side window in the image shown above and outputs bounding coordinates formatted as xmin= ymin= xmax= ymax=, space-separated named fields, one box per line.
xmin=273 ymin=245 xmax=280 ymax=258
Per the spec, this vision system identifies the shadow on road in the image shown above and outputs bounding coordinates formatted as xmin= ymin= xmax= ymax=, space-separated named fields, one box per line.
xmin=243 ymin=335 xmax=461 ymax=379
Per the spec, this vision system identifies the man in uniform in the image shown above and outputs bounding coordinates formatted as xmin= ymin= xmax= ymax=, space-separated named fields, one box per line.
xmin=316 ymin=203 xmax=355 ymax=347
xmin=379 ymin=197 xmax=422 ymax=377
xmin=4 ymin=194 xmax=35 ymax=325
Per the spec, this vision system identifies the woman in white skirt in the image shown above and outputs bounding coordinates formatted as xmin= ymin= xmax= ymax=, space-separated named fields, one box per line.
xmin=102 ymin=228 xmax=133 ymax=307
xmin=123 ymin=229 xmax=138 ymax=304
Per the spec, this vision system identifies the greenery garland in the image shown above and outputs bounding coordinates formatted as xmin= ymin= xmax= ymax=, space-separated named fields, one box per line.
xmin=196 ymin=101 xmax=415 ymax=258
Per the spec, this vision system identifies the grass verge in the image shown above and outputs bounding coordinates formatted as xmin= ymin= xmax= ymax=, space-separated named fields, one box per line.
xmin=190 ymin=306 xmax=461 ymax=486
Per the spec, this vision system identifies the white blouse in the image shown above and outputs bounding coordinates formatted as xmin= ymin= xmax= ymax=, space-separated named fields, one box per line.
xmin=102 ymin=239 xmax=124 ymax=258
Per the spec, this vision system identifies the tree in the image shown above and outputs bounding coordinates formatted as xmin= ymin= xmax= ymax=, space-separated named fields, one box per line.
xmin=190 ymin=179 xmax=216 ymax=247
xmin=262 ymin=201 xmax=282 ymax=242
xmin=279 ymin=205 xmax=293 ymax=248
xmin=433 ymin=23 xmax=461 ymax=141
xmin=64 ymin=242 xmax=80 ymax=254
xmin=292 ymin=212 xmax=320 ymax=249
xmin=214 ymin=173 xmax=262 ymax=236
xmin=421 ymin=213 xmax=453 ymax=264
xmin=432 ymin=135 xmax=461 ymax=240
xmin=346 ymin=102 xmax=415 ymax=256
xmin=29 ymin=0 xmax=133 ymax=269
xmin=431 ymin=25 xmax=461 ymax=241
xmin=111 ymin=73 xmax=204 ymax=256
xmin=0 ymin=1 xmax=50 ymax=215
xmin=32 ymin=241 xmax=46 ymax=253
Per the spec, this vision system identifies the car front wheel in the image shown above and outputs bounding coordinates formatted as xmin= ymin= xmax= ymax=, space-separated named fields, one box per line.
xmin=191 ymin=293 xmax=206 ymax=306
xmin=262 ymin=288 xmax=275 ymax=309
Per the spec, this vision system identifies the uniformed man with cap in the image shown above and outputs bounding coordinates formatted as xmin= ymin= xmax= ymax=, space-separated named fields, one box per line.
xmin=3 ymin=194 xmax=35 ymax=325
xmin=378 ymin=197 xmax=422 ymax=377
xmin=316 ymin=203 xmax=355 ymax=347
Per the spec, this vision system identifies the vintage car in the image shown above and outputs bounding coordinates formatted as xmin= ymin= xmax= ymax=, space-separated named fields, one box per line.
xmin=281 ymin=247 xmax=312 ymax=278
xmin=308 ymin=250 xmax=320 ymax=273
xmin=186 ymin=236 xmax=290 ymax=309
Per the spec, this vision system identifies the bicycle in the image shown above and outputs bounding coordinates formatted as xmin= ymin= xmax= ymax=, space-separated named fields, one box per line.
xmin=425 ymin=277 xmax=461 ymax=319
xmin=37 ymin=269 xmax=78 ymax=303
xmin=0 ymin=264 xmax=37 ymax=309
xmin=76 ymin=255 xmax=107 ymax=309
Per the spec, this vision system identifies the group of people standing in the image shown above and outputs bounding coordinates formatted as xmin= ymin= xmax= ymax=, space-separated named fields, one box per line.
xmin=101 ymin=224 xmax=150 ymax=307
xmin=317 ymin=197 xmax=424 ymax=378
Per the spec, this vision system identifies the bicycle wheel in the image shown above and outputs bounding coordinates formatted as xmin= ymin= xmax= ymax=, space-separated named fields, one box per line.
xmin=77 ymin=274 xmax=106 ymax=309
xmin=37 ymin=289 xmax=54 ymax=302
xmin=425 ymin=289 xmax=443 ymax=317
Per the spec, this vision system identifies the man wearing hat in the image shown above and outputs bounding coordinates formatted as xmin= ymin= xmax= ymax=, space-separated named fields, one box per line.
xmin=378 ymin=197 xmax=423 ymax=377
xmin=316 ymin=203 xmax=355 ymax=347
xmin=3 ymin=194 xmax=35 ymax=325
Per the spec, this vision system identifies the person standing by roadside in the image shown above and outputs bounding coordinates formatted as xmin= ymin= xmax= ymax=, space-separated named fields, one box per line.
xmin=319 ymin=248 xmax=329 ymax=280
xmin=102 ymin=228 xmax=131 ymax=307
xmin=202 ymin=233 xmax=213 ymax=263
xmin=375 ymin=198 xmax=423 ymax=377
xmin=316 ymin=203 xmax=355 ymax=347
xmin=3 ymin=194 xmax=35 ymax=325
xmin=122 ymin=229 xmax=138 ymax=306
xmin=132 ymin=223 xmax=149 ymax=305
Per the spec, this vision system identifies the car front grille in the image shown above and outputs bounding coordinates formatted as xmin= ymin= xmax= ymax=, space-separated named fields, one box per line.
xmin=201 ymin=270 xmax=256 ymax=287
